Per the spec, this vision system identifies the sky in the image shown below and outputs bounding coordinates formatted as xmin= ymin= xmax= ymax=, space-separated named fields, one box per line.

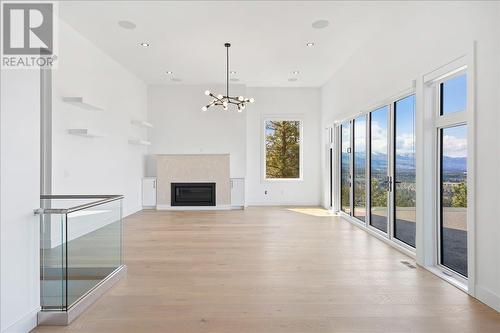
xmin=395 ymin=95 xmax=415 ymax=156
xmin=370 ymin=105 xmax=389 ymax=155
xmin=442 ymin=75 xmax=467 ymax=115
xmin=441 ymin=75 xmax=467 ymax=158
xmin=344 ymin=102 xmax=415 ymax=156
xmin=443 ymin=125 xmax=467 ymax=158
xmin=340 ymin=73 xmax=468 ymax=169
xmin=343 ymin=76 xmax=467 ymax=160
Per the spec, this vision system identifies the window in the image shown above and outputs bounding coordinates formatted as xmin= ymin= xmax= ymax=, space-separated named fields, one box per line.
xmin=340 ymin=121 xmax=351 ymax=214
xmin=394 ymin=95 xmax=416 ymax=247
xmin=264 ymin=120 xmax=302 ymax=180
xmin=369 ymin=106 xmax=389 ymax=233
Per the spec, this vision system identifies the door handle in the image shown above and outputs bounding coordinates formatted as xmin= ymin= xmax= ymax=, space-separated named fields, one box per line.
xmin=382 ymin=176 xmax=392 ymax=192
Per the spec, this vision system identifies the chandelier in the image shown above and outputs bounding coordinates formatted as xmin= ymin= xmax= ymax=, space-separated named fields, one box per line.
xmin=202 ymin=43 xmax=254 ymax=112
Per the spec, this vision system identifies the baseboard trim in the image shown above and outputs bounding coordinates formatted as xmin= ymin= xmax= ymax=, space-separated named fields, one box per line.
xmin=156 ymin=205 xmax=231 ymax=211
xmin=2 ymin=307 xmax=39 ymax=333
xmin=423 ymin=265 xmax=468 ymax=294
xmin=123 ymin=206 xmax=143 ymax=218
xmin=475 ymin=285 xmax=500 ymax=312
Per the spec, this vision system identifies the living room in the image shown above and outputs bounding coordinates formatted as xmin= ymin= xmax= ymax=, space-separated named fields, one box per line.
xmin=1 ymin=1 xmax=499 ymax=332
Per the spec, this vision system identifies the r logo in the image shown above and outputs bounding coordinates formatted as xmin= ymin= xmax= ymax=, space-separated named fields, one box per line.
xmin=2 ymin=3 xmax=53 ymax=55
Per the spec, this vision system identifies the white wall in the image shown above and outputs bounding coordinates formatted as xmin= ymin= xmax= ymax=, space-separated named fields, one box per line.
xmin=1 ymin=70 xmax=40 ymax=332
xmin=52 ymin=21 xmax=148 ymax=216
xmin=147 ymin=85 xmax=321 ymax=206
xmin=320 ymin=1 xmax=500 ymax=311
xmin=147 ymin=85 xmax=246 ymax=178
xmin=246 ymin=87 xmax=321 ymax=205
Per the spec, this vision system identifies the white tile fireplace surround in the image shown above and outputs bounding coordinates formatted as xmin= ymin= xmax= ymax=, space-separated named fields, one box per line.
xmin=155 ymin=154 xmax=231 ymax=210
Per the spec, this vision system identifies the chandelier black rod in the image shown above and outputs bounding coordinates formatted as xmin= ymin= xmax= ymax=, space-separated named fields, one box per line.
xmin=225 ymin=43 xmax=230 ymax=98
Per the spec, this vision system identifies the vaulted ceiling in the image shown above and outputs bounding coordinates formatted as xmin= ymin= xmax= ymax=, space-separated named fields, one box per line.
xmin=60 ymin=1 xmax=398 ymax=87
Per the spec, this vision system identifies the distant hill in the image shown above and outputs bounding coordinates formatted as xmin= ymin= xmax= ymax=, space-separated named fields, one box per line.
xmin=342 ymin=152 xmax=466 ymax=173
xmin=442 ymin=155 xmax=467 ymax=173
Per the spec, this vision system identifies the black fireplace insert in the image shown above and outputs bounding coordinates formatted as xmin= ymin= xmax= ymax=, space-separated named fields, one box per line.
xmin=171 ymin=183 xmax=216 ymax=206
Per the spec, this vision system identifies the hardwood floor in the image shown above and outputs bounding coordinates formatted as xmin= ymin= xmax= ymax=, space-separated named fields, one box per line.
xmin=33 ymin=207 xmax=500 ymax=333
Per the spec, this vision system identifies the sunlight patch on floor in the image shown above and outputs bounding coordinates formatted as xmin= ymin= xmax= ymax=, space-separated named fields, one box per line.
xmin=287 ymin=207 xmax=337 ymax=217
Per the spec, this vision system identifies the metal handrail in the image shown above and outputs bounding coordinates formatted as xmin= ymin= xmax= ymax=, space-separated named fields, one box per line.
xmin=36 ymin=194 xmax=124 ymax=214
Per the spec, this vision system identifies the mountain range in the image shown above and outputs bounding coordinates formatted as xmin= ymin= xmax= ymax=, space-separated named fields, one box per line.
xmin=342 ymin=152 xmax=466 ymax=173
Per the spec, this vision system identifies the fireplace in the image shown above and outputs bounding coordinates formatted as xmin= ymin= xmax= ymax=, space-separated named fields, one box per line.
xmin=171 ymin=183 xmax=216 ymax=206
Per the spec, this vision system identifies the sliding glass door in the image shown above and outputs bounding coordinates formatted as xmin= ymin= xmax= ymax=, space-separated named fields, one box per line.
xmin=369 ymin=106 xmax=389 ymax=233
xmin=340 ymin=122 xmax=351 ymax=214
xmin=338 ymin=94 xmax=416 ymax=250
xmin=335 ymin=68 xmax=470 ymax=280
xmin=393 ymin=95 xmax=416 ymax=247
xmin=353 ymin=116 xmax=367 ymax=221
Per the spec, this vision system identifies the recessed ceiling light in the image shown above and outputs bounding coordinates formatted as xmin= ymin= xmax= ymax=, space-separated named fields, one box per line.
xmin=230 ymin=78 xmax=240 ymax=82
xmin=292 ymin=70 xmax=300 ymax=75
xmin=288 ymin=77 xmax=298 ymax=82
xmin=118 ymin=20 xmax=136 ymax=30
xmin=171 ymin=78 xmax=182 ymax=82
xmin=312 ymin=19 xmax=330 ymax=29
xmin=166 ymin=71 xmax=174 ymax=75
xmin=306 ymin=42 xmax=315 ymax=47
xmin=230 ymin=71 xmax=237 ymax=75
xmin=139 ymin=42 xmax=150 ymax=47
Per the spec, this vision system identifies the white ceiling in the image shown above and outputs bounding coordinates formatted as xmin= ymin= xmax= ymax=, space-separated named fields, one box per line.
xmin=59 ymin=1 xmax=394 ymax=87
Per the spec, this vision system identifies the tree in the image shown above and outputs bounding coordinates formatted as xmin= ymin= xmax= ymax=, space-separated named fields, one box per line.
xmin=265 ymin=120 xmax=300 ymax=178
xmin=451 ymin=182 xmax=467 ymax=208
xmin=370 ymin=178 xmax=387 ymax=207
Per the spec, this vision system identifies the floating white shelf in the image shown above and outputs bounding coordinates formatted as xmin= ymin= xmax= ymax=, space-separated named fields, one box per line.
xmin=128 ymin=139 xmax=151 ymax=146
xmin=68 ymin=128 xmax=104 ymax=137
xmin=131 ymin=119 xmax=153 ymax=128
xmin=62 ymin=97 xmax=103 ymax=111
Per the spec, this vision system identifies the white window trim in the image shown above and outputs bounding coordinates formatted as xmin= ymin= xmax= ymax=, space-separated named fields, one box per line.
xmin=418 ymin=45 xmax=476 ymax=296
xmin=261 ymin=115 xmax=304 ymax=182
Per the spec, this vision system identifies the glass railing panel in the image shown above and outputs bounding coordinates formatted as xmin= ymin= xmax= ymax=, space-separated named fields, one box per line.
xmin=40 ymin=212 xmax=67 ymax=311
xmin=66 ymin=199 xmax=122 ymax=308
